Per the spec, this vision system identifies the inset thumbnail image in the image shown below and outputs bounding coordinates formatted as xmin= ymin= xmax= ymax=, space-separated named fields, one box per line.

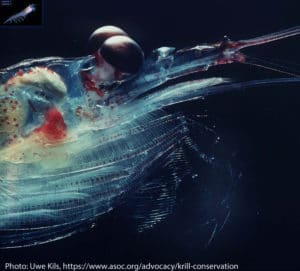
xmin=0 ymin=0 xmax=43 ymax=26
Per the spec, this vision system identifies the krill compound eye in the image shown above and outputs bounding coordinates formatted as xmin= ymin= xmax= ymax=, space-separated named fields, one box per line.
xmin=87 ymin=25 xmax=128 ymax=54
xmin=100 ymin=35 xmax=144 ymax=74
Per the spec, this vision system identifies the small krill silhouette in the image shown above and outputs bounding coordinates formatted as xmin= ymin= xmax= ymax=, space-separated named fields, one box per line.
xmin=4 ymin=4 xmax=36 ymax=24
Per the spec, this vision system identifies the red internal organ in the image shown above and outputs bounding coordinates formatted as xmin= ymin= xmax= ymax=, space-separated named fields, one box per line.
xmin=34 ymin=108 xmax=67 ymax=141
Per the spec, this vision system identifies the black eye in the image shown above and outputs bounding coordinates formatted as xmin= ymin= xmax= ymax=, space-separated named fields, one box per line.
xmin=100 ymin=35 xmax=144 ymax=74
xmin=87 ymin=25 xmax=128 ymax=54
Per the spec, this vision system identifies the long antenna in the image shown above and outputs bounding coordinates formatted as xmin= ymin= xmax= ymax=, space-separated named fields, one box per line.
xmin=217 ymin=26 xmax=300 ymax=70
xmin=243 ymin=60 xmax=300 ymax=77
xmin=233 ymin=26 xmax=300 ymax=50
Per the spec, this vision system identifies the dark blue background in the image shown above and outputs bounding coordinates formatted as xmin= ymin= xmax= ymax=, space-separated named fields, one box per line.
xmin=0 ymin=0 xmax=299 ymax=270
